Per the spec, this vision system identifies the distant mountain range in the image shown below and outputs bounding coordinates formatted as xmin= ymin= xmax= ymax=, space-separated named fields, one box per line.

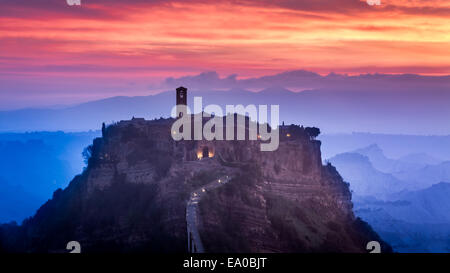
xmin=328 ymin=152 xmax=405 ymax=198
xmin=162 ymin=70 xmax=450 ymax=91
xmin=354 ymin=183 xmax=450 ymax=253
xmin=328 ymin=143 xmax=450 ymax=194
xmin=320 ymin=134 xmax=450 ymax=164
xmin=327 ymin=142 xmax=450 ymax=252
xmin=1 ymin=70 xmax=450 ymax=135
xmin=355 ymin=182 xmax=450 ymax=224
xmin=0 ymin=131 xmax=99 ymax=223
xmin=393 ymin=161 xmax=450 ymax=188
xmin=352 ymin=144 xmax=450 ymax=181
xmin=0 ymin=179 xmax=41 ymax=224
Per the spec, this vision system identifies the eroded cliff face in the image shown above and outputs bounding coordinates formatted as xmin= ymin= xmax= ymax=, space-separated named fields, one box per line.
xmin=198 ymin=131 xmax=386 ymax=253
xmin=0 ymin=117 xmax=390 ymax=253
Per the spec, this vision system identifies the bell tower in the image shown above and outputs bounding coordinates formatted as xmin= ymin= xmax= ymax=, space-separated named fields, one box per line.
xmin=176 ymin=86 xmax=187 ymax=118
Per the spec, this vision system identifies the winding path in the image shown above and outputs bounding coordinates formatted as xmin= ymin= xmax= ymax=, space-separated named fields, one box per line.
xmin=186 ymin=175 xmax=231 ymax=253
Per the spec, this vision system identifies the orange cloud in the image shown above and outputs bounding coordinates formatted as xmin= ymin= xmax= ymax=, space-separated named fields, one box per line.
xmin=0 ymin=0 xmax=449 ymax=88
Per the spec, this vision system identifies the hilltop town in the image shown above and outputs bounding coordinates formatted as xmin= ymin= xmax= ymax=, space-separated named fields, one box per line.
xmin=0 ymin=88 xmax=390 ymax=253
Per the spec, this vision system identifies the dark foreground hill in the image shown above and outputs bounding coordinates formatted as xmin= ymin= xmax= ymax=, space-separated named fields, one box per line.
xmin=0 ymin=117 xmax=391 ymax=253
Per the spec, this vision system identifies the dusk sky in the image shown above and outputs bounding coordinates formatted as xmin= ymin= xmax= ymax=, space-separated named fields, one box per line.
xmin=1 ymin=0 xmax=450 ymax=109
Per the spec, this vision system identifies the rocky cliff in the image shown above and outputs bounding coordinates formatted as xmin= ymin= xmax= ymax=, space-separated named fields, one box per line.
xmin=0 ymin=117 xmax=391 ymax=253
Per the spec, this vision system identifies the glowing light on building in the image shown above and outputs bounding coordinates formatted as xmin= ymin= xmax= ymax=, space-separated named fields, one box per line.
xmin=197 ymin=146 xmax=214 ymax=159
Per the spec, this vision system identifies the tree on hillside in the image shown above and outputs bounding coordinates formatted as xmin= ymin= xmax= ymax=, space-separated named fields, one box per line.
xmin=305 ymin=127 xmax=320 ymax=140
xmin=82 ymin=145 xmax=93 ymax=165
xmin=102 ymin=122 xmax=106 ymax=138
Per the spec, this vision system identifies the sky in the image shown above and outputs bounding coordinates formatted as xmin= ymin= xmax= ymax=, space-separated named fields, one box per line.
xmin=0 ymin=0 xmax=450 ymax=109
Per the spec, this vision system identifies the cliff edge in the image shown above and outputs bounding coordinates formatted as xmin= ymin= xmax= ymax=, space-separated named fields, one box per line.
xmin=0 ymin=117 xmax=391 ymax=253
